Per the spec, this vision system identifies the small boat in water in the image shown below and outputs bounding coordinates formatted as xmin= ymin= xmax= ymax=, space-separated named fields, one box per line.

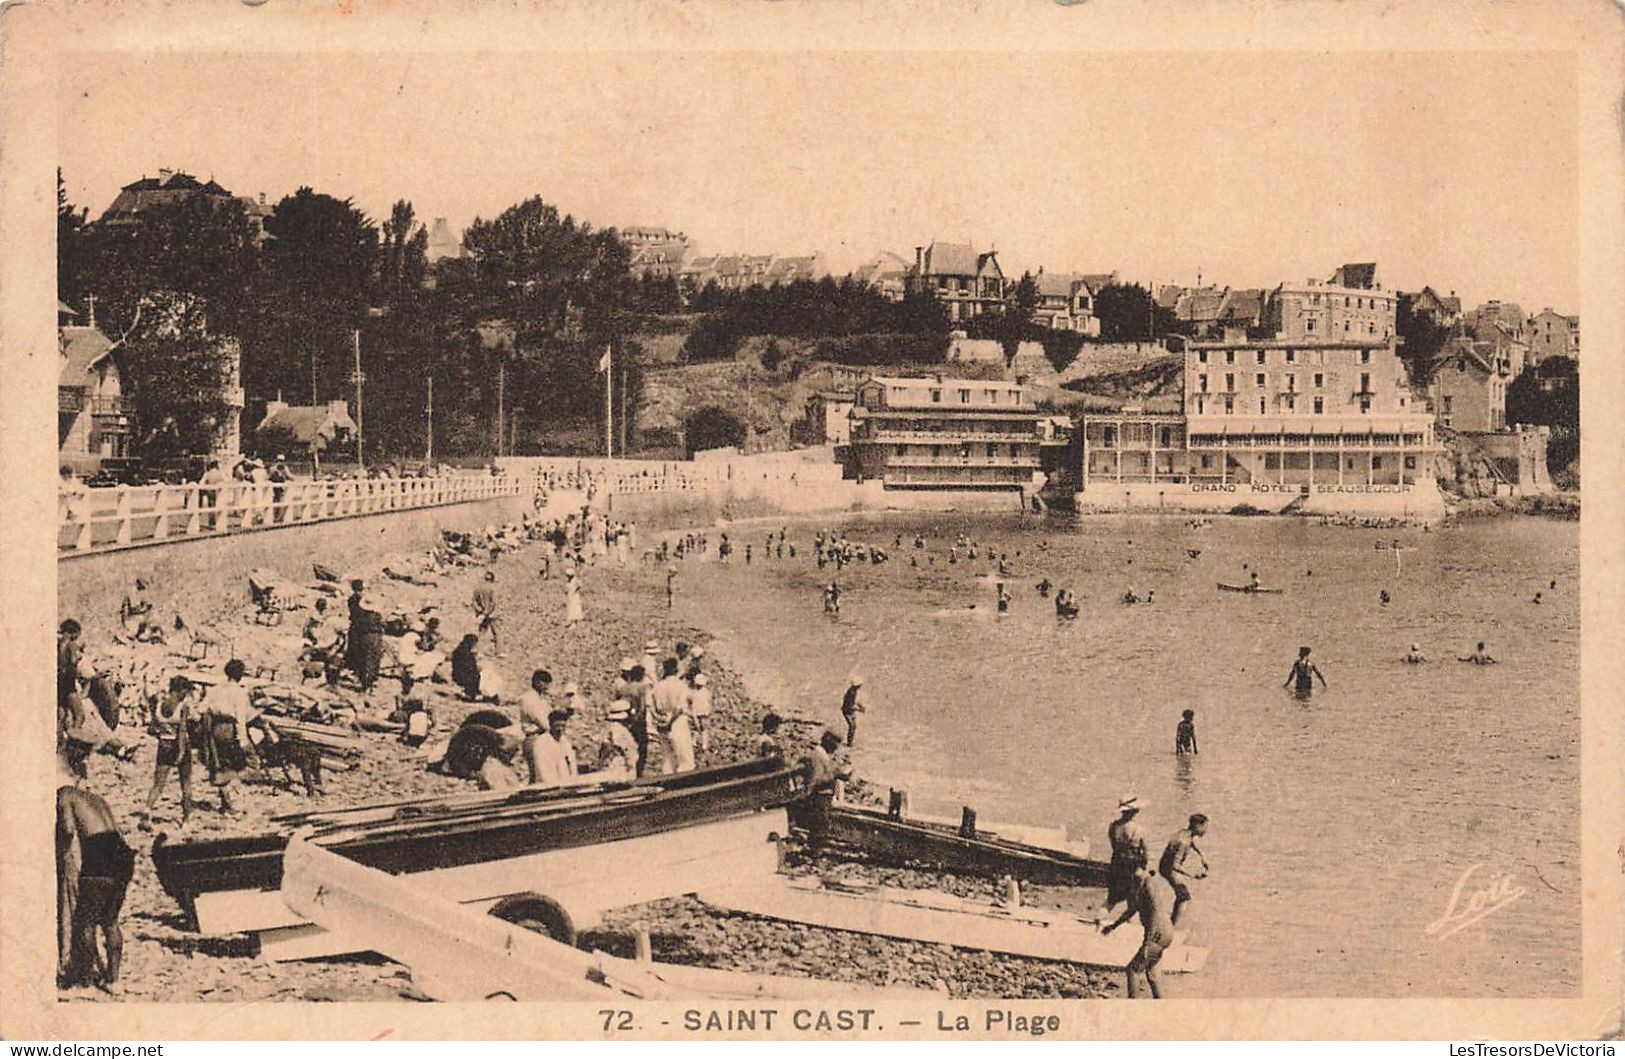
xmin=1217 ymin=582 xmax=1283 ymax=594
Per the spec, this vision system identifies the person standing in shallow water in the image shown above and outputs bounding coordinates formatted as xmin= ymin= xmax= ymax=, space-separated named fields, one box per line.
xmin=1284 ymin=646 xmax=1327 ymax=699
xmin=1175 ymin=709 xmax=1198 ymax=756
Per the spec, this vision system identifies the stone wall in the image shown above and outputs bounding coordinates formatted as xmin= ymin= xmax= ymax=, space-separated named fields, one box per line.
xmin=58 ymin=493 xmax=525 ymax=638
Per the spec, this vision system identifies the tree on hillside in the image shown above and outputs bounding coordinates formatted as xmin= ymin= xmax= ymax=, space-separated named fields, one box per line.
xmin=57 ymin=170 xmax=91 ymax=310
xmin=245 ymin=188 xmax=380 ymax=409
xmin=365 ymin=201 xmax=435 ymax=460
xmin=119 ymin=292 xmax=239 ymax=458
xmin=1093 ymin=282 xmax=1156 ymax=342
xmin=1506 ymin=357 xmax=1578 ymax=434
xmin=82 ymin=193 xmax=259 ymax=338
xmin=684 ymin=405 xmax=747 ymax=455
xmin=1395 ymin=295 xmax=1452 ymax=387
xmin=1039 ymin=329 xmax=1087 ymax=373
xmin=998 ymin=272 xmax=1040 ymax=368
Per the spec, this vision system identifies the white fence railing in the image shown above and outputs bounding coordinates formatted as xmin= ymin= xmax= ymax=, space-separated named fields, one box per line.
xmin=58 ymin=473 xmax=520 ymax=557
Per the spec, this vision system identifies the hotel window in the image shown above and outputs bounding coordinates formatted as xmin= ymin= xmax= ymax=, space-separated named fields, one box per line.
xmin=1373 ymin=456 xmax=1383 ymax=470
xmin=1255 ymin=372 xmax=1266 ymax=387
xmin=1103 ymin=425 xmax=1117 ymax=447
xmin=1198 ymin=374 xmax=1208 ymax=393
xmin=1368 ymin=322 xmax=1376 ymax=335
xmin=986 ymin=443 xmax=996 ymax=458
xmin=1344 ymin=296 xmax=1351 ymax=307
xmin=930 ymin=389 xmax=942 ymax=403
xmin=1285 ymin=394 xmax=1297 ymax=412
xmin=985 ymin=389 xmax=998 ymax=403
xmin=931 ymin=445 xmax=941 ymax=458
xmin=1359 ymin=396 xmax=1372 ymax=414
xmin=1286 ymin=373 xmax=1297 ymax=392
xmin=1198 ymin=351 xmax=1208 ymax=364
xmin=1360 ymin=349 xmax=1371 ymax=364
xmin=1312 ymin=294 xmax=1321 ymax=305
xmin=1258 ymin=396 xmax=1267 ymax=414
xmin=1313 ymin=396 xmax=1324 ymax=414
xmin=1314 ymin=372 xmax=1324 ymax=388
xmin=1223 ymin=394 xmax=1234 ymax=414
xmin=1225 ymin=350 xmax=1235 ymax=364
xmin=1360 ymin=372 xmax=1371 ymax=392
xmin=1160 ymin=427 xmax=1173 ymax=447
xmin=1285 ymin=349 xmax=1296 ymax=363
xmin=959 ymin=389 xmax=971 ymax=404
xmin=1404 ymin=456 xmax=1417 ymax=470
xmin=1256 ymin=350 xmax=1266 ymax=365
xmin=1225 ymin=373 xmax=1235 ymax=392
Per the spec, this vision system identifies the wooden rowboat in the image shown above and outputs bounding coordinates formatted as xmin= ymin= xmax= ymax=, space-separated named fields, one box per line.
xmin=153 ymin=757 xmax=806 ymax=930
xmin=818 ymin=799 xmax=1110 ymax=888
xmin=699 ymin=875 xmax=1207 ymax=973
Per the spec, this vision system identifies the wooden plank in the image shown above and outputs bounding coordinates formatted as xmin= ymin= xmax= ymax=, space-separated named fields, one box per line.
xmin=280 ymin=832 xmax=926 ymax=1001
xmin=699 ymin=876 xmax=1207 ymax=973
xmin=279 ymin=831 xmax=665 ymax=1000
xmin=206 ymin=811 xmax=786 ymax=956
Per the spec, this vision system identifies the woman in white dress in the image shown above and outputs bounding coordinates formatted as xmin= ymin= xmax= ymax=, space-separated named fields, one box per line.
xmin=564 ymin=573 xmax=584 ymax=627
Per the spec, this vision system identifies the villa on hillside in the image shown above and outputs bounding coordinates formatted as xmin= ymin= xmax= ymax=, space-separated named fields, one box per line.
xmin=905 ymin=242 xmax=1007 ymax=324
xmin=58 ymin=302 xmax=133 ymax=476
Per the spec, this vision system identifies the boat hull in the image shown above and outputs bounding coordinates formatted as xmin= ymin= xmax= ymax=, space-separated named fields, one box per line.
xmin=820 ymin=804 xmax=1110 ymax=888
xmin=153 ymin=757 xmax=807 ymax=925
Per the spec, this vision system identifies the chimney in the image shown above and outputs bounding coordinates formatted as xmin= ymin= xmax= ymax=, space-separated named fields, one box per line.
xmin=259 ymin=192 xmax=267 ymax=205
xmin=158 ymin=168 xmax=175 ymax=184
xmin=915 ymin=246 xmax=925 ymax=273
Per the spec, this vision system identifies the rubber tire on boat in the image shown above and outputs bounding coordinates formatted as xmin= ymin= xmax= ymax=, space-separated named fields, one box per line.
xmin=443 ymin=723 xmax=509 ymax=778
xmin=460 ymin=709 xmax=516 ymax=732
xmin=488 ymin=893 xmax=577 ymax=946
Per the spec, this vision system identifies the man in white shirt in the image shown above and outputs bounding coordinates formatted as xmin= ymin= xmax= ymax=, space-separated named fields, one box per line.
xmin=647 ymin=658 xmax=695 ymax=774
xmin=517 ymin=669 xmax=553 ymax=738
xmin=526 ymin=708 xmax=577 ymax=787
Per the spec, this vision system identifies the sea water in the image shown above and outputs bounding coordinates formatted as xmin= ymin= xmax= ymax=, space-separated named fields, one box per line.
xmin=679 ymin=513 xmax=1581 ymax=997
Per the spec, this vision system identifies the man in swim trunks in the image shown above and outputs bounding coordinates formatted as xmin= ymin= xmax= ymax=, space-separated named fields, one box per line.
xmin=1284 ymin=646 xmax=1327 ymax=697
xmin=58 ymin=745 xmax=135 ymax=991
xmin=1158 ymin=813 xmax=1209 ymax=925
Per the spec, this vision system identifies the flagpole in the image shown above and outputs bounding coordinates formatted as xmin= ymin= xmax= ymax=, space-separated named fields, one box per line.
xmin=604 ymin=342 xmax=614 ymax=459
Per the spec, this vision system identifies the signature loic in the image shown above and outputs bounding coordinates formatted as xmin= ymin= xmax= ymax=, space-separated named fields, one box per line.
xmin=1425 ymin=863 xmax=1528 ymax=941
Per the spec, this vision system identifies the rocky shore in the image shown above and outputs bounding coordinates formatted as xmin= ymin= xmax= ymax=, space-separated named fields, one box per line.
xmin=62 ymin=511 xmax=1120 ymax=1003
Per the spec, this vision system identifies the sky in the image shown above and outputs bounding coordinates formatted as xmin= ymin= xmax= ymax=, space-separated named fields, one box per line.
xmin=59 ymin=49 xmax=1579 ymax=312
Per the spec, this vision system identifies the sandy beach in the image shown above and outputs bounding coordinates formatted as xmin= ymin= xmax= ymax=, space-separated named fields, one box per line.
xmin=60 ymin=512 xmax=1121 ymax=1003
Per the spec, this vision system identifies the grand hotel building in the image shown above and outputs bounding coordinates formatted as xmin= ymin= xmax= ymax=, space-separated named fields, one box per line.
xmin=1079 ymin=335 xmax=1438 ymax=501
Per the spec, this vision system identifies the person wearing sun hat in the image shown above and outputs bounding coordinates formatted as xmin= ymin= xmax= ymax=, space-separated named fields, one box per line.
xmin=1106 ymin=794 xmax=1150 ymax=911
xmin=596 ymin=699 xmax=639 ymax=779
xmin=840 ymin=674 xmax=866 ymax=748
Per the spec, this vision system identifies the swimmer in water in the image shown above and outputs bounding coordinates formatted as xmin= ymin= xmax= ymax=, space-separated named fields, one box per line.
xmin=1284 ymin=646 xmax=1327 ymax=697
xmin=1533 ymin=591 xmax=1543 ymax=605
xmin=1458 ymin=642 xmax=1497 ymax=665
xmin=1403 ymin=643 xmax=1428 ymax=664
xmin=1175 ymin=709 xmax=1198 ymax=756
xmin=1380 ymin=589 xmax=1391 ymax=607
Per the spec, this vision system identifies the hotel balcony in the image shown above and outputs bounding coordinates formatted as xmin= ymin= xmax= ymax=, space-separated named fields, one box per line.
xmin=886 ymin=454 xmax=1040 ymax=469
